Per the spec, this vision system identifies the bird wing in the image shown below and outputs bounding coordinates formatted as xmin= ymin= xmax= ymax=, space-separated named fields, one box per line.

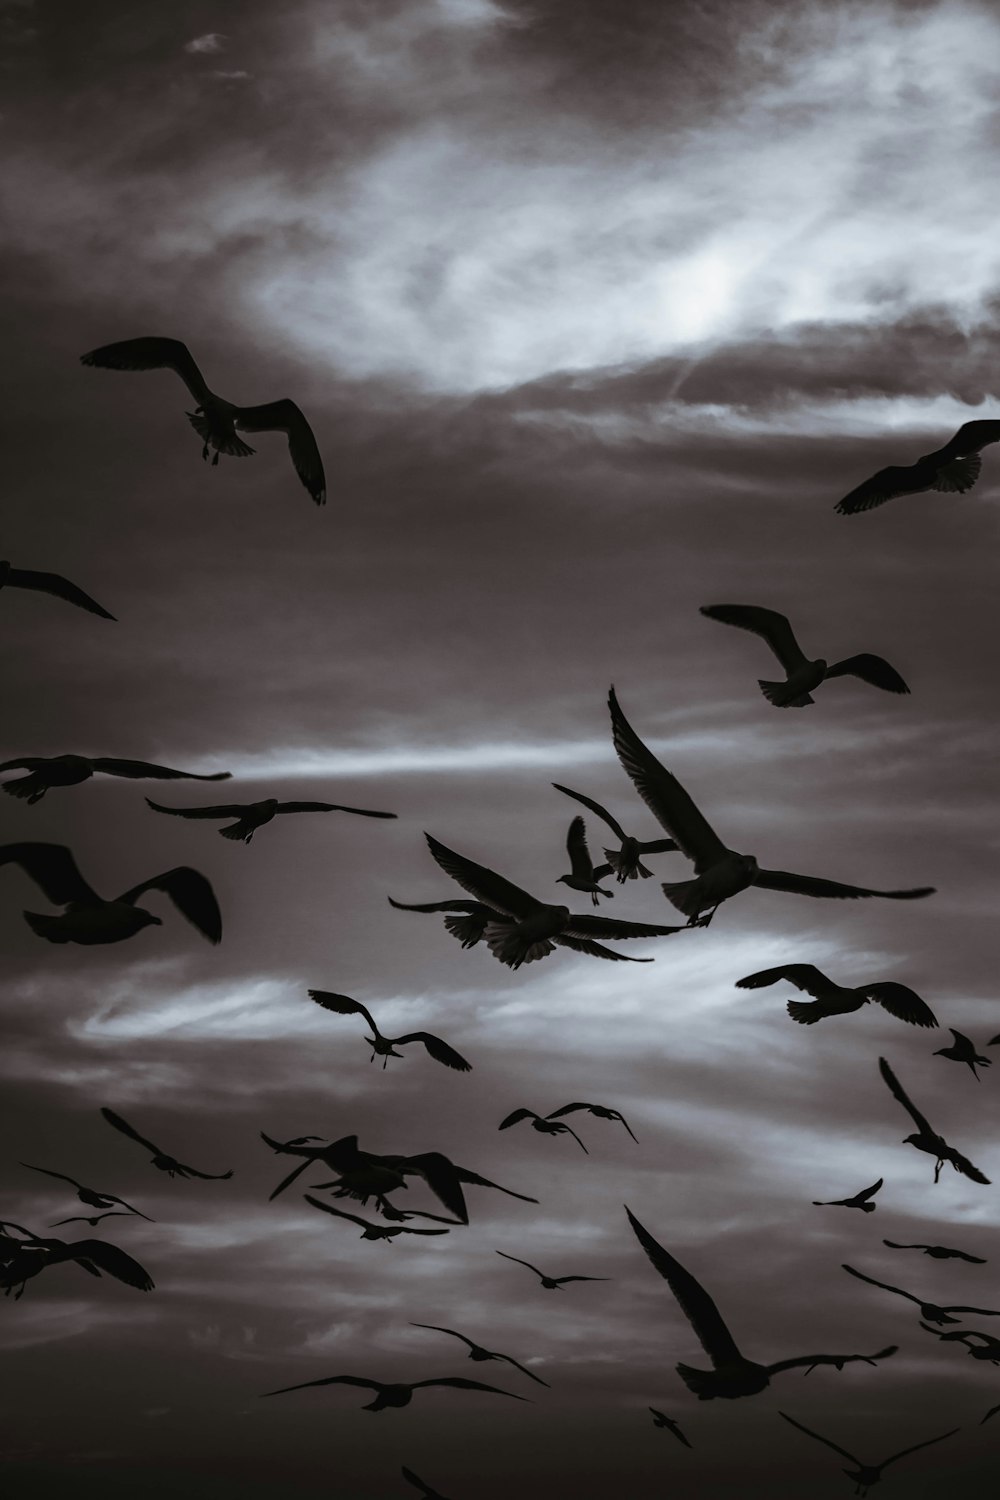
xmin=878 ymin=1056 xmax=935 ymax=1135
xmin=835 ymin=464 xmax=924 ymax=514
xmin=937 ymin=419 xmax=1000 ymax=459
xmin=496 ymin=1250 xmax=545 ymax=1278
xmin=19 ymin=1163 xmax=81 ymax=1189
xmin=388 ymin=896 xmax=487 ymax=914
xmin=68 ymin=1239 xmax=154 ymax=1290
xmin=863 ymin=983 xmax=938 ymax=1028
xmin=100 ymin=1107 xmax=164 ymax=1156
xmin=497 ymin=1353 xmax=549 ymax=1386
xmin=778 ymin=1412 xmax=860 ymax=1465
xmin=0 ymin=842 xmax=100 ymax=904
xmin=498 ymin=1109 xmax=539 ymax=1129
xmin=234 ymin=399 xmax=326 ymax=506
xmin=753 ymin=869 xmax=934 ymax=901
xmin=879 ymin=1429 xmax=960 ymax=1471
xmin=563 ymin=914 xmax=683 ymax=941
xmin=638 ymin=837 xmax=680 ymax=854
xmin=3 ymin=568 xmax=116 ymax=619
xmin=307 ymin=990 xmax=378 ymax=1032
xmin=552 ymin=783 xmax=627 ymax=841
xmin=395 ymin=1033 xmax=472 ymax=1072
xmin=943 ymin=1146 xmax=991 ymax=1185
xmin=767 ymin=1346 xmax=896 ymax=1375
xmin=93 ymin=758 xmax=231 ymax=782
xmin=625 ymin=1207 xmax=742 ymax=1367
xmin=453 ymin=1168 xmax=537 ymax=1203
xmin=80 ymin=337 xmax=212 ymax=402
xmin=824 ymin=654 xmax=909 ymax=693
xmin=554 ymin=933 xmax=653 ymax=962
xmin=856 ymin=1179 xmax=883 ymax=1202
xmin=410 ymin=1377 xmax=526 ymax=1399
xmin=393 ymin=1153 xmax=469 ymax=1223
xmin=116 ymin=866 xmax=222 ymax=943
xmin=546 ymin=1103 xmax=593 ymax=1119
xmin=400 ymin=1467 xmax=433 ymax=1497
xmin=303 ymin=1196 xmax=373 ymax=1229
xmin=608 ymin=690 xmax=728 ymax=868
xmin=276 ymin=801 xmax=396 ymax=818
xmin=262 ymin=1375 xmax=380 ymax=1397
xmin=699 ymin=604 xmax=807 ymax=673
xmin=553 ymin=1275 xmax=607 ymax=1284
xmin=411 ymin=1322 xmax=472 ymax=1348
xmin=424 ymin=834 xmax=541 ymax=917
xmin=145 ymin=798 xmax=245 ymax=818
xmin=842 ymin=1264 xmax=915 ymax=1303
xmin=981 ymin=1403 xmax=1000 ymax=1425
xmin=946 ymin=1305 xmax=1000 ymax=1316
xmin=0 ymin=759 xmax=44 ymax=773
xmin=736 ymin=964 xmax=833 ymax=996
xmin=565 ymin=816 xmax=596 ymax=880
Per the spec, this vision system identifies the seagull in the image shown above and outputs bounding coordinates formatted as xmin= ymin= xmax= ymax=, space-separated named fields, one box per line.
xmin=101 ymin=1107 xmax=234 ymax=1180
xmin=919 ymin=1324 xmax=1000 ymax=1362
xmin=878 ymin=1056 xmax=989 ymax=1183
xmin=0 ymin=558 xmax=115 ymax=619
xmin=556 ymin=817 xmax=615 ymax=904
xmin=842 ymin=1263 xmax=1000 ymax=1326
xmin=421 ymin=832 xmax=684 ymax=968
xmin=19 ymin=1162 xmax=153 ymax=1220
xmin=736 ymin=965 xmax=938 ymax=1028
xmin=547 ymin=1102 xmax=639 ymax=1143
xmin=0 ymin=753 xmax=231 ymax=804
xmin=81 ymin=336 xmax=326 ymax=505
xmin=609 ymin=688 xmax=934 ymax=926
xmin=48 ymin=1211 xmax=134 ymax=1228
xmin=0 ymin=1225 xmax=154 ymax=1299
xmin=145 ymin=794 xmax=396 ymax=843
xmin=813 ymin=1178 xmax=883 ymax=1213
xmin=700 ymin=604 xmax=909 ymax=707
xmin=303 ymin=1197 xmax=449 ymax=1241
xmin=387 ymin=896 xmax=655 ymax=963
xmin=495 ymin=1250 xmax=609 ymax=1291
xmin=498 ymin=1109 xmax=589 ymax=1153
xmin=649 ymin=1409 xmax=692 ymax=1447
xmin=836 ymin=418 xmax=1000 ymax=514
xmin=260 ymin=1374 xmax=527 ymax=1409
xmin=306 ymin=991 xmax=471 ymax=1071
xmin=0 ymin=842 xmax=222 ymax=945
xmin=933 ymin=1028 xmax=992 ymax=1080
xmin=779 ymin=1410 xmax=959 ymax=1496
xmin=553 ymin=783 xmax=678 ymax=881
xmin=410 ymin=1323 xmax=550 ymax=1386
xmin=401 ymin=1467 xmax=451 ymax=1500
xmin=982 ymin=1402 xmax=1000 ymax=1424
xmin=625 ymin=1206 xmax=896 ymax=1400
xmin=882 ymin=1240 xmax=985 ymax=1264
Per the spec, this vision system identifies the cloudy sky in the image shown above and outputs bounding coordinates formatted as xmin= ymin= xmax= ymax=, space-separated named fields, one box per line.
xmin=2 ymin=0 xmax=1000 ymax=1494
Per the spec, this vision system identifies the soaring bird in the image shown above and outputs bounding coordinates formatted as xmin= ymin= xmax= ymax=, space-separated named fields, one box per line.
xmin=401 ymin=1467 xmax=451 ymax=1500
xmin=498 ymin=1109 xmax=589 ymax=1153
xmin=547 ymin=1102 xmax=638 ymax=1143
xmin=609 ymin=689 xmax=933 ymax=926
xmin=649 ymin=1408 xmax=692 ymax=1447
xmin=882 ymin=1240 xmax=985 ymax=1264
xmin=700 ymin=604 xmax=908 ymax=707
xmin=145 ymin=795 xmax=396 ymax=843
xmin=878 ymin=1056 xmax=990 ymax=1184
xmin=387 ymin=896 xmax=654 ymax=963
xmin=260 ymin=1374 xmax=527 ymax=1410
xmin=0 ymin=842 xmax=221 ymax=945
xmin=495 ymin=1250 xmax=609 ymax=1291
xmin=919 ymin=1325 xmax=1000 ymax=1363
xmin=842 ymin=1264 xmax=1000 ymax=1326
xmin=553 ymin=782 xmax=678 ymax=882
xmin=49 ymin=1211 xmax=133 ymax=1228
xmin=101 ymin=1107 xmax=234 ymax=1180
xmin=411 ymin=1323 xmax=549 ymax=1386
xmin=779 ymin=1410 xmax=959 ymax=1496
xmin=736 ymin=965 xmax=937 ymax=1028
xmin=836 ymin=418 xmax=1000 ymax=514
xmin=813 ymin=1179 xmax=883 ymax=1213
xmin=303 ymin=1197 xmax=449 ymax=1242
xmin=421 ymin=832 xmax=684 ymax=968
xmin=556 ymin=817 xmax=615 ymax=904
xmin=933 ymin=1029 xmax=992 ymax=1080
xmin=81 ymin=336 xmax=326 ymax=505
xmin=0 ymin=558 xmax=115 ymax=619
xmin=307 ymin=991 xmax=471 ymax=1071
xmin=20 ymin=1162 xmax=153 ymax=1220
xmin=625 ymin=1206 xmax=896 ymax=1400
xmin=0 ymin=1224 xmax=154 ymax=1299
xmin=0 ymin=753 xmax=230 ymax=804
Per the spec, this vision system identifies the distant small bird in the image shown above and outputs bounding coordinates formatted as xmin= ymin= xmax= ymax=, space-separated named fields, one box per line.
xmin=878 ymin=1056 xmax=989 ymax=1184
xmin=701 ymin=604 xmax=908 ymax=707
xmin=495 ymin=1250 xmax=609 ymax=1291
xmin=20 ymin=1162 xmax=153 ymax=1220
xmin=401 ymin=1467 xmax=451 ymax=1500
xmin=81 ymin=336 xmax=326 ymax=505
xmin=981 ymin=1402 xmax=1000 ymax=1424
xmin=0 ymin=1225 xmax=154 ymax=1299
xmin=498 ymin=1109 xmax=589 ymax=1153
xmin=0 ymin=753 xmax=230 ymax=804
xmin=101 ymin=1107 xmax=234 ymax=1180
xmin=737 ymin=965 xmax=937 ymax=1028
xmin=553 ymin=783 xmax=678 ymax=881
xmin=882 ymin=1240 xmax=985 ymax=1264
xmin=146 ymin=795 xmax=396 ymax=842
xmin=779 ymin=1410 xmax=959 ymax=1496
xmin=303 ymin=1197 xmax=449 ymax=1241
xmin=547 ymin=1102 xmax=638 ymax=1142
xmin=0 ymin=558 xmax=115 ymax=619
xmin=813 ymin=1179 xmax=883 ymax=1212
xmin=260 ymin=1374 xmax=527 ymax=1410
xmin=626 ymin=1206 xmax=896 ymax=1400
xmin=933 ymin=1029 xmax=992 ymax=1080
xmin=556 ymin=817 xmax=615 ymax=904
xmin=918 ymin=1324 xmax=1000 ymax=1362
xmin=649 ymin=1408 xmax=692 ymax=1447
xmin=48 ymin=1211 xmax=133 ymax=1228
xmin=0 ymin=842 xmax=221 ymax=945
xmin=842 ymin=1263 xmax=1000 ymax=1326
xmin=387 ymin=896 xmax=654 ymax=963
xmin=411 ymin=1323 xmax=549 ymax=1386
xmin=307 ymin=991 xmax=471 ymax=1071
xmin=836 ymin=418 xmax=1000 ymax=514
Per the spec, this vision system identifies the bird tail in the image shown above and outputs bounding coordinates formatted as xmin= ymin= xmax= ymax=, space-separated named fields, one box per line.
xmin=660 ymin=879 xmax=704 ymax=918
xmin=933 ymin=454 xmax=981 ymax=493
xmin=443 ymin=913 xmax=486 ymax=948
xmin=604 ymin=848 xmax=652 ymax=880
xmin=483 ymin=922 xmax=555 ymax=968
xmin=786 ymin=1000 xmax=826 ymax=1025
xmin=23 ymin=910 xmax=69 ymax=942
xmin=1 ymin=775 xmax=45 ymax=802
xmin=186 ymin=410 xmax=255 ymax=458
xmin=218 ymin=822 xmax=250 ymax=841
xmin=758 ymin=679 xmax=813 ymax=707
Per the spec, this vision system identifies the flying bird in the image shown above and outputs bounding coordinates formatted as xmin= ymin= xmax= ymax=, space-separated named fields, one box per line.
xmin=609 ymin=688 xmax=933 ymax=926
xmin=401 ymin=1468 xmax=451 ymax=1500
xmin=813 ymin=1179 xmax=883 ymax=1213
xmin=0 ymin=1225 xmax=154 ymax=1299
xmin=919 ymin=1325 xmax=1000 ymax=1363
xmin=49 ymin=1211 xmax=134 ymax=1228
xmin=410 ymin=1323 xmax=549 ymax=1386
xmin=547 ymin=1102 xmax=638 ymax=1142
xmin=836 ymin=418 xmax=1000 ymax=514
xmin=0 ymin=842 xmax=221 ymax=945
xmin=779 ymin=1410 xmax=959 ymax=1496
xmin=19 ymin=1162 xmax=153 ymax=1220
xmin=260 ymin=1374 xmax=527 ymax=1410
xmin=553 ymin=782 xmax=678 ymax=881
xmin=307 ymin=991 xmax=471 ymax=1071
xmin=700 ymin=604 xmax=908 ymax=707
xmin=145 ymin=795 xmax=396 ymax=843
xmin=556 ymin=816 xmax=615 ymax=904
xmin=0 ymin=558 xmax=115 ymax=619
xmin=495 ymin=1250 xmax=609 ymax=1291
xmin=498 ymin=1109 xmax=589 ymax=1153
xmin=736 ymin=965 xmax=937 ymax=1028
xmin=878 ymin=1056 xmax=990 ymax=1184
xmin=649 ymin=1408 xmax=692 ymax=1447
xmin=882 ymin=1240 xmax=985 ymax=1264
xmin=387 ymin=896 xmax=654 ymax=963
xmin=0 ymin=753 xmax=231 ymax=804
xmin=81 ymin=336 xmax=326 ymax=505
xmin=842 ymin=1264 xmax=1000 ymax=1326
xmin=101 ymin=1108 xmax=234 ymax=1180
xmin=625 ymin=1206 xmax=896 ymax=1400
xmin=933 ymin=1029 xmax=992 ymax=1080
xmin=981 ymin=1403 xmax=1000 ymax=1425
xmin=303 ymin=1197 xmax=449 ymax=1241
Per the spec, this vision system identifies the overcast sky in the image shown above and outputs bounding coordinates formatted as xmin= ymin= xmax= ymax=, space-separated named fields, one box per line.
xmin=2 ymin=1 xmax=1000 ymax=1495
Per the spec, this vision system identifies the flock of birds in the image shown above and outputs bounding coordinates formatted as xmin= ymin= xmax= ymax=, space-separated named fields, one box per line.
xmin=3 ymin=337 xmax=1000 ymax=1497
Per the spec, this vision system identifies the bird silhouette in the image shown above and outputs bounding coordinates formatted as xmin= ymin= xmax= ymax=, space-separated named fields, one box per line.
xmin=48 ymin=1211 xmax=133 ymax=1228
xmin=547 ymin=1102 xmax=638 ymax=1142
xmin=401 ymin=1467 xmax=451 ymax=1500
xmin=933 ymin=1028 xmax=992 ymax=1079
xmin=813 ymin=1178 xmax=883 ymax=1212
xmin=498 ymin=1109 xmax=589 ymax=1153
xmin=0 ymin=558 xmax=115 ymax=619
xmin=556 ymin=816 xmax=615 ymax=904
xmin=649 ymin=1408 xmax=692 ymax=1447
xmin=625 ymin=1206 xmax=896 ymax=1399
xmin=609 ymin=689 xmax=933 ymax=926
xmin=981 ymin=1402 xmax=1000 ymax=1424
xmin=303 ymin=1197 xmax=449 ymax=1241
xmin=81 ymin=336 xmax=326 ymax=505
xmin=260 ymin=1374 xmax=527 ymax=1409
xmin=20 ymin=1162 xmax=153 ymax=1220
xmin=552 ymin=782 xmax=678 ymax=881
xmin=0 ymin=842 xmax=222 ymax=945
xmin=836 ymin=418 xmax=1000 ymax=513
xmin=736 ymin=965 xmax=937 ymax=1028
xmin=410 ymin=1323 xmax=549 ymax=1385
xmin=307 ymin=991 xmax=471 ymax=1071
xmin=878 ymin=1056 xmax=990 ymax=1183
xmin=495 ymin=1250 xmax=609 ymax=1290
xmin=882 ymin=1240 xmax=985 ymax=1263
xmin=101 ymin=1107 xmax=234 ymax=1179
xmin=0 ymin=753 xmax=231 ymax=804
xmin=918 ymin=1324 xmax=1000 ymax=1362
xmin=145 ymin=795 xmax=396 ymax=842
xmin=0 ymin=1224 xmax=154 ymax=1299
xmin=842 ymin=1263 xmax=1000 ymax=1325
xmin=387 ymin=896 xmax=654 ymax=963
xmin=701 ymin=604 xmax=909 ymax=706
xmin=779 ymin=1410 xmax=959 ymax=1495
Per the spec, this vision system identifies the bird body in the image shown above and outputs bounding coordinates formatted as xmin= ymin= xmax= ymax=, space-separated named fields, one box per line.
xmin=737 ymin=965 xmax=937 ymax=1028
xmin=0 ymin=1225 xmax=154 ymax=1298
xmin=307 ymin=991 xmax=471 ymax=1071
xmin=934 ymin=1028 xmax=992 ymax=1079
xmin=556 ymin=816 xmax=614 ymax=904
xmin=495 ymin=1249 xmax=608 ymax=1290
xmin=146 ymin=795 xmax=396 ymax=842
xmin=0 ymin=753 xmax=230 ymax=804
xmin=813 ymin=1178 xmax=882 ymax=1212
xmin=260 ymin=1374 xmax=526 ymax=1410
xmin=304 ymin=1197 xmax=448 ymax=1240
xmin=843 ymin=1263 xmax=1000 ymax=1325
xmin=498 ymin=1108 xmax=589 ymax=1152
xmin=102 ymin=1107 xmax=233 ymax=1180
xmin=878 ymin=1056 xmax=989 ymax=1183
xmin=649 ymin=1408 xmax=692 ymax=1447
xmin=547 ymin=1102 xmax=639 ymax=1142
xmin=882 ymin=1240 xmax=985 ymax=1263
xmin=387 ymin=895 xmax=656 ymax=963
xmin=411 ymin=1323 xmax=549 ymax=1385
xmin=20 ymin=1162 xmax=152 ymax=1220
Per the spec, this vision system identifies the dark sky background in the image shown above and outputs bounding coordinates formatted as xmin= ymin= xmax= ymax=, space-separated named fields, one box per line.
xmin=2 ymin=0 xmax=1000 ymax=1495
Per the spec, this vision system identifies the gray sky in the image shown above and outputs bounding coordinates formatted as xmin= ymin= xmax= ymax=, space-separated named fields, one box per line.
xmin=2 ymin=1 xmax=999 ymax=1495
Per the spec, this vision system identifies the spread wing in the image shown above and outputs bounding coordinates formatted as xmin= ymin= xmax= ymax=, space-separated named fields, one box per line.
xmin=842 ymin=1264 xmax=916 ymax=1304
xmin=395 ymin=1033 xmax=472 ymax=1071
xmin=392 ymin=1152 xmax=468 ymax=1223
xmin=498 ymin=1109 xmax=540 ymax=1129
xmin=303 ymin=1196 xmax=374 ymax=1230
xmin=942 ymin=1145 xmax=990 ymax=1185
xmin=767 ymin=1346 xmax=896 ymax=1375
xmin=856 ymin=1179 xmax=883 ymax=1203
xmin=234 ymin=399 xmax=326 ymax=506
xmin=878 ymin=1056 xmax=934 ymax=1135
xmin=700 ymin=604 xmax=807 ymax=674
xmin=80 ymin=337 xmax=211 ymax=403
xmin=753 ymin=869 xmax=934 ymax=901
xmin=3 ymin=567 xmax=116 ymax=619
xmin=937 ymin=419 xmax=1000 ymax=460
xmin=879 ymin=1429 xmax=960 ymax=1471
xmin=863 ymin=983 xmax=938 ymax=1028
xmin=496 ymin=1250 xmax=545 ymax=1278
xmin=566 ymin=816 xmax=596 ymax=880
xmin=68 ymin=1239 xmax=154 ymax=1291
xmin=100 ymin=1107 xmax=164 ymax=1156
xmin=388 ymin=896 xmax=488 ymax=914
xmin=307 ymin=991 xmax=378 ymax=1033
xmin=19 ymin=1163 xmax=82 ymax=1190
xmin=411 ymin=1322 xmax=473 ymax=1348
xmin=778 ymin=1412 xmax=860 ymax=1465
xmin=552 ymin=783 xmax=627 ymax=841
xmin=275 ymin=801 xmax=396 ymax=818
xmin=835 ymin=464 xmax=925 ymax=514
xmin=261 ymin=1374 xmax=381 ymax=1397
xmin=824 ymin=654 xmax=909 ymax=693
xmin=93 ymin=758 xmax=231 ymax=782
xmin=563 ymin=914 xmax=683 ymax=941
xmin=554 ymin=933 xmax=654 ymax=961
xmin=625 ymin=1207 xmax=742 ymax=1368
xmin=145 ymin=799 xmax=246 ymax=818
xmin=552 ymin=1275 xmax=607 ymax=1284
xmin=453 ymin=1168 xmax=537 ymax=1204
xmin=0 ymin=842 xmax=98 ymax=904
xmin=736 ymin=965 xmax=833 ymax=996
xmin=424 ymin=834 xmax=542 ymax=917
xmin=116 ymin=866 xmax=222 ymax=943
xmin=410 ymin=1377 xmax=527 ymax=1399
